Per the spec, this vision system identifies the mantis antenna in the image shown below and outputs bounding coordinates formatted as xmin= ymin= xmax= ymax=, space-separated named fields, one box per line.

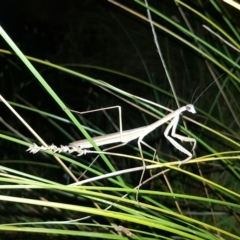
xmin=192 ymin=80 xmax=216 ymax=105
xmin=192 ymin=73 xmax=225 ymax=104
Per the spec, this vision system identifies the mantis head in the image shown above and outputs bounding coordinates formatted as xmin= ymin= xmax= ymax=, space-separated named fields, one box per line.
xmin=186 ymin=104 xmax=196 ymax=114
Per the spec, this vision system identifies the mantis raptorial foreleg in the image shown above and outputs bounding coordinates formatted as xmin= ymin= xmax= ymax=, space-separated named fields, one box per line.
xmin=164 ymin=114 xmax=196 ymax=167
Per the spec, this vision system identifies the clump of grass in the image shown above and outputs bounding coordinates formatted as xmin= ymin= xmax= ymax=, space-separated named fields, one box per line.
xmin=0 ymin=0 xmax=240 ymax=238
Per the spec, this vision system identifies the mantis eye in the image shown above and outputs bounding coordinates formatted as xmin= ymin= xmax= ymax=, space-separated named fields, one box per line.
xmin=186 ymin=104 xmax=197 ymax=114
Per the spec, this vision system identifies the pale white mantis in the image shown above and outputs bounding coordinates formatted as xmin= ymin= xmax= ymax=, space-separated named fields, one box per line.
xmin=27 ymin=104 xmax=197 ymax=163
xmin=27 ymin=78 xmax=220 ymax=202
xmin=28 ymin=103 xmax=197 ymax=201
xmin=27 ymin=79 xmax=218 ymax=198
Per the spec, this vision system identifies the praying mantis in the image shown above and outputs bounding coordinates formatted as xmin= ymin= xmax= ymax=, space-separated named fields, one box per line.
xmin=27 ymin=79 xmax=218 ymax=200
xmin=28 ymin=103 xmax=197 ymax=200
xmin=28 ymin=103 xmax=197 ymax=163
